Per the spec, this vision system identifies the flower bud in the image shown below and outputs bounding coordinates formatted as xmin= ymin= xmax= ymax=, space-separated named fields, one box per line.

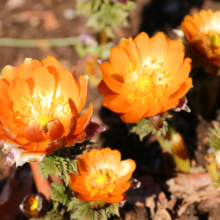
xmin=19 ymin=193 xmax=50 ymax=218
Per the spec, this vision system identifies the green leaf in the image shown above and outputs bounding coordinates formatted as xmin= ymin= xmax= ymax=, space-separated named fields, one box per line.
xmin=67 ymin=198 xmax=120 ymax=220
xmin=50 ymin=183 xmax=68 ymax=206
xmin=208 ymin=124 xmax=220 ymax=152
xmin=131 ymin=117 xmax=168 ymax=141
xmin=38 ymin=150 xmax=77 ymax=186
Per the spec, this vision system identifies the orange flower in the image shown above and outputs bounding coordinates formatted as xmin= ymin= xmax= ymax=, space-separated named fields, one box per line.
xmin=181 ymin=10 xmax=220 ymax=69
xmin=0 ymin=56 xmax=98 ymax=166
xmin=98 ymin=32 xmax=192 ymax=123
xmin=69 ymin=148 xmax=136 ymax=203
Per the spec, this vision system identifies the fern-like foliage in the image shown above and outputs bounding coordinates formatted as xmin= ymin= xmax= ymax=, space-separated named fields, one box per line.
xmin=131 ymin=117 xmax=168 ymax=141
xmin=208 ymin=124 xmax=220 ymax=151
xmin=50 ymin=183 xmax=68 ymax=206
xmin=38 ymin=154 xmax=77 ymax=186
xmin=67 ymin=198 xmax=120 ymax=220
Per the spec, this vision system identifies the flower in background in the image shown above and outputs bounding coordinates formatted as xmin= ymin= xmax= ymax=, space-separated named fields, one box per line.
xmin=0 ymin=56 xmax=102 ymax=166
xmin=98 ymin=32 xmax=192 ymax=123
xmin=69 ymin=148 xmax=136 ymax=203
xmin=181 ymin=10 xmax=220 ymax=73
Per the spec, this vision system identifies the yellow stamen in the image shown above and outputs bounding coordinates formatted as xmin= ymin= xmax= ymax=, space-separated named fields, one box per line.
xmin=85 ymin=169 xmax=117 ymax=197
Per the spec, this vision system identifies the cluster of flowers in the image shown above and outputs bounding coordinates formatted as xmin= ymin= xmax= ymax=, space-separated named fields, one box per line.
xmin=0 ymin=8 xmax=219 ymax=219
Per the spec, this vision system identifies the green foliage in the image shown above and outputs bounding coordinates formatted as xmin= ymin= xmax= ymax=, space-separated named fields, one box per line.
xmin=76 ymin=0 xmax=136 ymax=38
xmin=67 ymin=198 xmax=120 ymax=220
xmin=208 ymin=124 xmax=220 ymax=152
xmin=38 ymin=147 xmax=78 ymax=186
xmin=50 ymin=183 xmax=68 ymax=206
xmin=131 ymin=117 xmax=169 ymax=141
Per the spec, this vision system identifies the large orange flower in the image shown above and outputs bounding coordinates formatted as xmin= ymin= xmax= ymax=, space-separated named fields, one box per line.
xmin=182 ymin=10 xmax=220 ymax=68
xmin=98 ymin=32 xmax=192 ymax=123
xmin=69 ymin=148 xmax=136 ymax=203
xmin=0 ymin=56 xmax=100 ymax=166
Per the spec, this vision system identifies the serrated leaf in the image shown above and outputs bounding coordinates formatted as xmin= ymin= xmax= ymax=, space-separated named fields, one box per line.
xmin=208 ymin=124 xmax=220 ymax=152
xmin=30 ymin=209 xmax=62 ymax=220
xmin=38 ymin=149 xmax=77 ymax=186
xmin=67 ymin=198 xmax=120 ymax=220
xmin=50 ymin=183 xmax=68 ymax=206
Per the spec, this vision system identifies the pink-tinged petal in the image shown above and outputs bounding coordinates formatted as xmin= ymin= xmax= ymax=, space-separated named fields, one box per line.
xmin=24 ymin=120 xmax=47 ymax=143
xmin=172 ymin=96 xmax=190 ymax=112
xmin=47 ymin=120 xmax=65 ymax=141
xmin=74 ymin=103 xmax=93 ymax=135
xmin=75 ymin=75 xmax=88 ymax=113
xmin=45 ymin=136 xmax=66 ymax=153
xmin=85 ymin=122 xmax=105 ymax=138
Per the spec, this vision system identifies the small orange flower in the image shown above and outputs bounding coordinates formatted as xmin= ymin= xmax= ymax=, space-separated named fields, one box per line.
xmin=181 ymin=10 xmax=220 ymax=68
xmin=98 ymin=32 xmax=192 ymax=123
xmin=0 ymin=56 xmax=97 ymax=166
xmin=69 ymin=148 xmax=136 ymax=203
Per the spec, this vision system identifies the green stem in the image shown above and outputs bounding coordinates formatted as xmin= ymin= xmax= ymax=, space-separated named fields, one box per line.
xmin=0 ymin=37 xmax=79 ymax=48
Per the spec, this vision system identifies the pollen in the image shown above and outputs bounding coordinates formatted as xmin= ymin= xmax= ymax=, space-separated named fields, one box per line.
xmin=125 ymin=61 xmax=171 ymax=101
xmin=85 ymin=169 xmax=117 ymax=197
xmin=13 ymin=92 xmax=70 ymax=128
xmin=30 ymin=198 xmax=39 ymax=211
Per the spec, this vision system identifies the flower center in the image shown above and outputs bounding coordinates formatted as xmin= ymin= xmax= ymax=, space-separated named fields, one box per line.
xmin=85 ymin=169 xmax=117 ymax=197
xmin=207 ymin=32 xmax=220 ymax=54
xmin=125 ymin=61 xmax=170 ymax=102
xmin=30 ymin=198 xmax=39 ymax=211
xmin=13 ymin=92 xmax=70 ymax=129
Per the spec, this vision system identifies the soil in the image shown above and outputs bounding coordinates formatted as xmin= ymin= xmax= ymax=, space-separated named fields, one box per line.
xmin=1 ymin=0 xmax=220 ymax=219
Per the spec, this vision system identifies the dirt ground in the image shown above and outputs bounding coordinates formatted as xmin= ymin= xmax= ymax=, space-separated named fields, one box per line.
xmin=1 ymin=0 xmax=220 ymax=219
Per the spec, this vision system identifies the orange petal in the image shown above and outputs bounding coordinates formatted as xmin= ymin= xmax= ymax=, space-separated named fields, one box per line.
xmin=119 ymin=99 xmax=148 ymax=123
xmin=0 ymin=79 xmax=12 ymax=105
xmin=148 ymin=32 xmax=169 ymax=63
xmin=1 ymin=65 xmax=19 ymax=83
xmin=24 ymin=120 xmax=47 ymax=143
xmin=75 ymin=75 xmax=88 ymax=113
xmin=9 ymin=78 xmax=32 ymax=106
xmin=143 ymin=100 xmax=162 ymax=118
xmin=32 ymin=66 xmax=56 ymax=98
xmin=109 ymin=47 xmax=131 ymax=75
xmin=56 ymin=69 xmax=79 ymax=102
xmin=47 ymin=120 xmax=65 ymax=141
xmin=163 ymin=46 xmax=185 ymax=74
xmin=77 ymin=156 xmax=96 ymax=177
xmin=134 ymin=32 xmax=151 ymax=66
xmin=103 ymin=94 xmax=132 ymax=114
xmin=18 ymin=59 xmax=43 ymax=80
xmin=101 ymin=148 xmax=121 ymax=172
xmin=111 ymin=182 xmax=130 ymax=195
xmin=41 ymin=56 xmax=63 ymax=72
xmin=69 ymin=173 xmax=88 ymax=193
xmin=65 ymin=131 xmax=86 ymax=147
xmin=171 ymin=78 xmax=192 ymax=100
xmin=104 ymin=194 xmax=124 ymax=203
xmin=88 ymin=149 xmax=105 ymax=171
xmin=118 ymin=37 xmax=141 ymax=66
xmin=100 ymin=62 xmax=116 ymax=76
xmin=98 ymin=80 xmax=114 ymax=96
xmin=67 ymin=98 xmax=78 ymax=137
xmin=158 ymin=98 xmax=179 ymax=113
xmin=74 ymin=103 xmax=93 ymax=135
xmin=116 ymin=159 xmax=136 ymax=178
xmin=102 ymin=74 xmax=132 ymax=94
xmin=115 ymin=171 xmax=133 ymax=187
xmin=45 ymin=136 xmax=66 ymax=153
